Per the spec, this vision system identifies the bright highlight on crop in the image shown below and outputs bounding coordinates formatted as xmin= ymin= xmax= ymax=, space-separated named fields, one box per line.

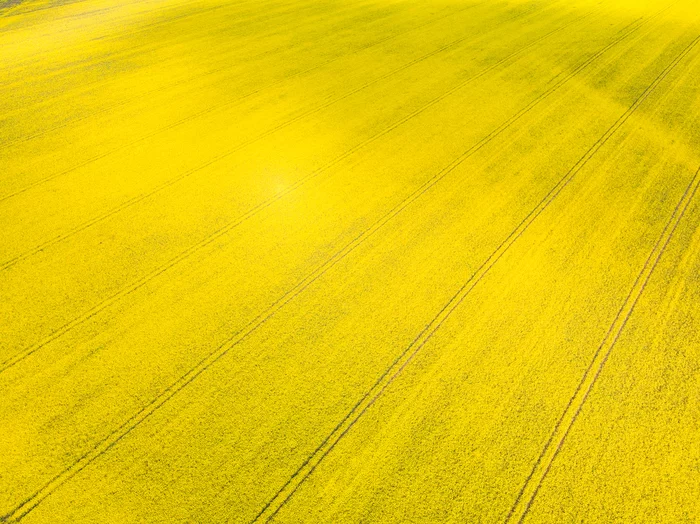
xmin=1 ymin=0 xmax=699 ymax=522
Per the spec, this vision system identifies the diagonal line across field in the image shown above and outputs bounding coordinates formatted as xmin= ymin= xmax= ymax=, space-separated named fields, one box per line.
xmin=506 ymin=164 xmax=700 ymax=524
xmin=251 ymin=22 xmax=698 ymax=524
xmin=504 ymin=62 xmax=700 ymax=524
xmin=0 ymin=5 xmax=674 ymax=522
xmin=0 ymin=0 xmax=488 ymax=193
xmin=0 ymin=8 xmax=594 ymax=371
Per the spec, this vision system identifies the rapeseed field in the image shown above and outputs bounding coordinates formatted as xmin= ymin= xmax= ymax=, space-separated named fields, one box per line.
xmin=1 ymin=0 xmax=699 ymax=521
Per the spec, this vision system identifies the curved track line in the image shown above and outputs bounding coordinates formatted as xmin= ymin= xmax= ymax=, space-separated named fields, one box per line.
xmin=0 ymin=10 xmax=593 ymax=374
xmin=253 ymin=12 xmax=690 ymax=524
xmin=505 ymin=42 xmax=700 ymax=524
xmin=0 ymin=11 xmax=653 ymax=523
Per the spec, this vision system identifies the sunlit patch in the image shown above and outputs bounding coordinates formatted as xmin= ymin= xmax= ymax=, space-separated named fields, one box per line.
xmin=2 ymin=0 xmax=699 ymax=522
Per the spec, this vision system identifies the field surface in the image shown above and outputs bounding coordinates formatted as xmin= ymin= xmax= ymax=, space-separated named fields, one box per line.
xmin=1 ymin=0 xmax=699 ymax=522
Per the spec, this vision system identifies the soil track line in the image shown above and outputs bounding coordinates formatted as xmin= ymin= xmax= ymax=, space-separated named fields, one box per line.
xmin=0 ymin=9 xmax=662 ymax=522
xmin=0 ymin=9 xmax=599 ymax=373
xmin=0 ymin=0 xmax=485 ymax=189
xmin=0 ymin=0 xmax=417 ymax=145
xmin=505 ymin=50 xmax=700 ymax=524
xmin=252 ymin=16 xmax=694 ymax=524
